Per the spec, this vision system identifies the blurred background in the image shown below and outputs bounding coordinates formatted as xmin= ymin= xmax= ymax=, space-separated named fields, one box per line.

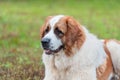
xmin=0 ymin=0 xmax=120 ymax=80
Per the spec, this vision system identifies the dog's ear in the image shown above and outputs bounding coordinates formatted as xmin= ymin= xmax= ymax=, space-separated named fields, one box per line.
xmin=40 ymin=16 xmax=53 ymax=39
xmin=64 ymin=17 xmax=85 ymax=56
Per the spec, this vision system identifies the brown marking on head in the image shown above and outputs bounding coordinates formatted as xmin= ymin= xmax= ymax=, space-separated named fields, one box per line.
xmin=40 ymin=16 xmax=53 ymax=39
xmin=54 ymin=16 xmax=86 ymax=56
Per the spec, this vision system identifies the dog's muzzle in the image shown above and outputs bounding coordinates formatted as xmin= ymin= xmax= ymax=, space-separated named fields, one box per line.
xmin=41 ymin=38 xmax=64 ymax=55
xmin=41 ymin=38 xmax=50 ymax=50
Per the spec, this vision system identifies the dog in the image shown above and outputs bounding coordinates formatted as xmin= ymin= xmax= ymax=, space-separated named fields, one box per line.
xmin=40 ymin=15 xmax=120 ymax=80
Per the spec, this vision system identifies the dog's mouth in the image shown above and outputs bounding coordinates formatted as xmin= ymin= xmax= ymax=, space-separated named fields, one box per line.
xmin=44 ymin=45 xmax=64 ymax=55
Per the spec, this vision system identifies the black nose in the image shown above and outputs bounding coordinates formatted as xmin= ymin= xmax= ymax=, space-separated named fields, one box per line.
xmin=41 ymin=38 xmax=50 ymax=49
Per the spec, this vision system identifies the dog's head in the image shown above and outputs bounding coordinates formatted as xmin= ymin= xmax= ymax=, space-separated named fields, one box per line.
xmin=40 ymin=15 xmax=85 ymax=56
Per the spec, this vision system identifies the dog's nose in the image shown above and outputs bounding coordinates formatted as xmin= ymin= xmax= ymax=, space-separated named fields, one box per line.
xmin=41 ymin=38 xmax=50 ymax=49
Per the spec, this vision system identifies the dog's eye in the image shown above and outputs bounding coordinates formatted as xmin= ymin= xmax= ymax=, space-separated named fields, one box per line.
xmin=45 ymin=26 xmax=49 ymax=34
xmin=55 ymin=28 xmax=64 ymax=37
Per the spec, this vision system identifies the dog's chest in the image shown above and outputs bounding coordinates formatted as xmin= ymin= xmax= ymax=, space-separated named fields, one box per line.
xmin=54 ymin=55 xmax=71 ymax=70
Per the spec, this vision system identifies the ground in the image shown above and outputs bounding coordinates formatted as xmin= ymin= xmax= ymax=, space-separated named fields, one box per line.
xmin=0 ymin=0 xmax=120 ymax=80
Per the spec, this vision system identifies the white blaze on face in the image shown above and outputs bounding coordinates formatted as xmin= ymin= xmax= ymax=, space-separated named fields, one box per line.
xmin=43 ymin=15 xmax=64 ymax=50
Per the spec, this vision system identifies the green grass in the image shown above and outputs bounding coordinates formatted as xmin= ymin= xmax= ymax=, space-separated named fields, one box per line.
xmin=0 ymin=0 xmax=120 ymax=80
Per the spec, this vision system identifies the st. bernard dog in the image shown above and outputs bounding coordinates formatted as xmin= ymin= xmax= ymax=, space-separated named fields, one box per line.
xmin=40 ymin=15 xmax=120 ymax=80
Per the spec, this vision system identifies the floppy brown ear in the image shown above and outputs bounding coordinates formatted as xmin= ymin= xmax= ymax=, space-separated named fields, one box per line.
xmin=64 ymin=17 xmax=85 ymax=56
xmin=40 ymin=16 xmax=53 ymax=39
xmin=40 ymin=25 xmax=44 ymax=39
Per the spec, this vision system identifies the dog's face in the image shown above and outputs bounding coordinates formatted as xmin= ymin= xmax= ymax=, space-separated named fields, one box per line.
xmin=40 ymin=15 xmax=85 ymax=56
xmin=41 ymin=15 xmax=64 ymax=55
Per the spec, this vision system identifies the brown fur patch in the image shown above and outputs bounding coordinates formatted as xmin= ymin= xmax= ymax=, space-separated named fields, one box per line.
xmin=55 ymin=16 xmax=86 ymax=56
xmin=97 ymin=40 xmax=114 ymax=80
xmin=40 ymin=16 xmax=53 ymax=39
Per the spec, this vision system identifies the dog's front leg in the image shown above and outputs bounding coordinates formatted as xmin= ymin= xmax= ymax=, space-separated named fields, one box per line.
xmin=43 ymin=74 xmax=58 ymax=80
xmin=42 ymin=54 xmax=59 ymax=80
xmin=43 ymin=66 xmax=59 ymax=80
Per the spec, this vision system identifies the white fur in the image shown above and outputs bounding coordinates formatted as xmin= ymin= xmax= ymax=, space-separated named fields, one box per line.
xmin=42 ymin=19 xmax=107 ymax=80
xmin=49 ymin=15 xmax=64 ymax=27
xmin=43 ymin=15 xmax=64 ymax=50
xmin=106 ymin=40 xmax=120 ymax=77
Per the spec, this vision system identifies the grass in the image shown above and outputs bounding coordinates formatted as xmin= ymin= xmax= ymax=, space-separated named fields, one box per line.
xmin=0 ymin=0 xmax=120 ymax=80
